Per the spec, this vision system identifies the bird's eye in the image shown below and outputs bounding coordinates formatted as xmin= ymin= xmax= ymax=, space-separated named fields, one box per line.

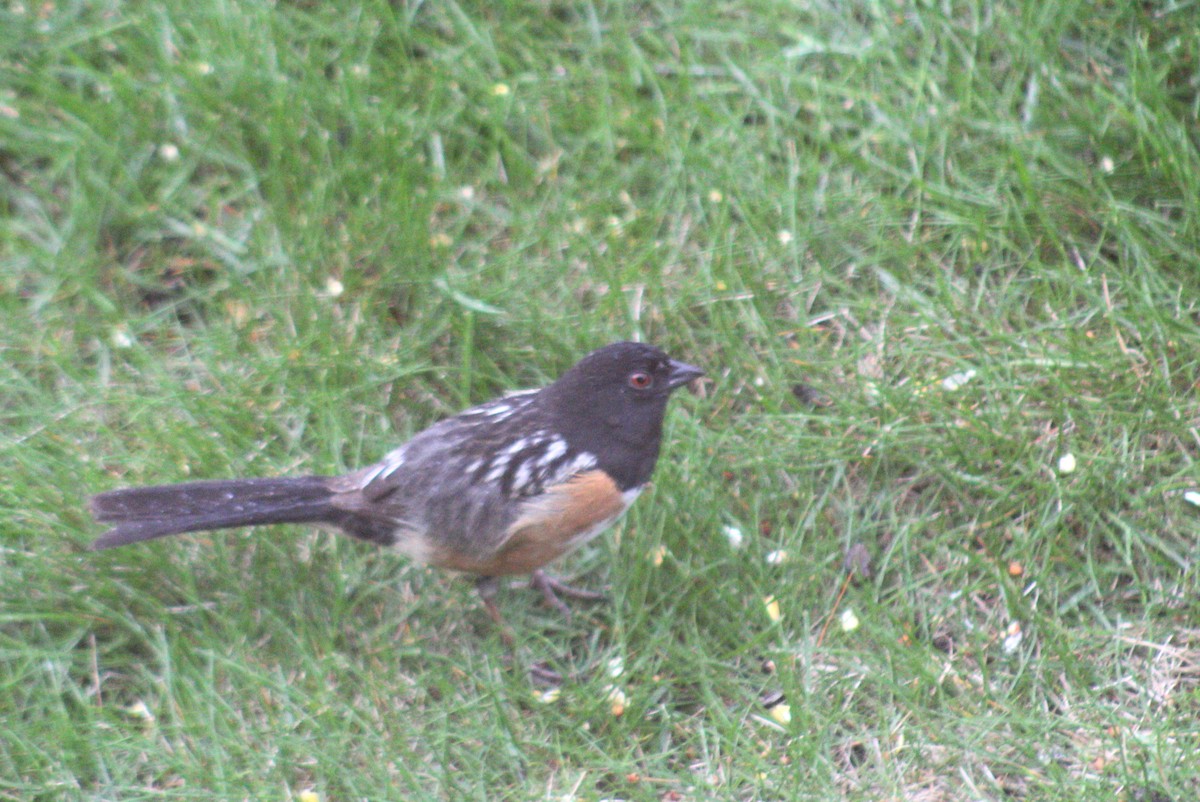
xmin=628 ymin=371 xmax=653 ymax=389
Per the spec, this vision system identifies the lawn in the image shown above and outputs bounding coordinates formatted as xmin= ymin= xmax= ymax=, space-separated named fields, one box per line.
xmin=3 ymin=0 xmax=1200 ymax=799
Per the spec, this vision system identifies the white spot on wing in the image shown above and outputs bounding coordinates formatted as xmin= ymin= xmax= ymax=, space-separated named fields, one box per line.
xmin=377 ymin=446 xmax=408 ymax=481
xmin=356 ymin=465 xmax=386 ymax=486
xmin=558 ymin=451 xmax=597 ymax=479
xmin=484 ymin=461 xmax=506 ymax=484
xmin=538 ymin=438 xmax=567 ymax=467
xmin=460 ymin=388 xmax=538 ymax=422
xmin=485 ymin=436 xmax=535 ymax=483
xmin=506 ymin=436 xmax=534 ymax=455
xmin=512 ymin=460 xmax=533 ymax=493
xmin=357 ymin=446 xmax=407 ymax=486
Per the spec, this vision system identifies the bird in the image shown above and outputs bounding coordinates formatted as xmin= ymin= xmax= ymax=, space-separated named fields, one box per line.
xmin=88 ymin=341 xmax=704 ymax=624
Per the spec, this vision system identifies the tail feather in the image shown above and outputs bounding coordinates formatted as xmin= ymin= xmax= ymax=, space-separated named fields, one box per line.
xmin=88 ymin=476 xmax=336 ymax=550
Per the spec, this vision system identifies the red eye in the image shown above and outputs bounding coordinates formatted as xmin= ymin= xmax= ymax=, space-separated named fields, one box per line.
xmin=628 ymin=372 xmax=653 ymax=389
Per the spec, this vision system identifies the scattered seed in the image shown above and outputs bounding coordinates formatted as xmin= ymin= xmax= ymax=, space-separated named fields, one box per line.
xmin=840 ymin=609 xmax=860 ymax=632
xmin=605 ymin=684 xmax=627 ymax=716
xmin=764 ymin=596 xmax=781 ymax=622
xmin=1002 ymin=621 xmax=1023 ymax=654
xmin=111 ymin=326 xmax=134 ymax=349
xmin=534 ymin=688 xmax=561 ymax=704
xmin=941 ymin=369 xmax=976 ymax=391
xmin=606 ymin=656 xmax=624 ymax=679
xmin=124 ymin=700 xmax=154 ymax=722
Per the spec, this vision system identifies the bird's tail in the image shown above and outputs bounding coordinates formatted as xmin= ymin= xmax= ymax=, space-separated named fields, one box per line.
xmin=88 ymin=476 xmax=337 ymax=550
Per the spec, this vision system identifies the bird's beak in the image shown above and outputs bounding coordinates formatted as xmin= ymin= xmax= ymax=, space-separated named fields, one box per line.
xmin=666 ymin=359 xmax=705 ymax=390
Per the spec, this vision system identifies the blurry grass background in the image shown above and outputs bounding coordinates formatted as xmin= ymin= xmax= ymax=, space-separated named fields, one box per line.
xmin=3 ymin=0 xmax=1200 ymax=799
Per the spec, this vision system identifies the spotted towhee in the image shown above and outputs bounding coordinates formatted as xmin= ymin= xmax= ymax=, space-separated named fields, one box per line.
xmin=88 ymin=342 xmax=703 ymax=621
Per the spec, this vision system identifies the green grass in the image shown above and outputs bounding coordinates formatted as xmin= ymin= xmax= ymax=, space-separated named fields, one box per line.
xmin=4 ymin=0 xmax=1200 ymax=798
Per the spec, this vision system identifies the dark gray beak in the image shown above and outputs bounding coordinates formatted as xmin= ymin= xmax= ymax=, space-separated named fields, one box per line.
xmin=666 ymin=359 xmax=705 ymax=390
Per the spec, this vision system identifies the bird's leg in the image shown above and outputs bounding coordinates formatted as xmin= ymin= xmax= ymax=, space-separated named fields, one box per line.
xmin=529 ymin=570 xmax=606 ymax=619
xmin=476 ymin=575 xmax=562 ymax=682
xmin=475 ymin=576 xmax=514 ymax=646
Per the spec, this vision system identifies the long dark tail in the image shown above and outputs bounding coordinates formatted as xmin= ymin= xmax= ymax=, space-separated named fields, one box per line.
xmin=88 ymin=476 xmax=338 ymax=550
